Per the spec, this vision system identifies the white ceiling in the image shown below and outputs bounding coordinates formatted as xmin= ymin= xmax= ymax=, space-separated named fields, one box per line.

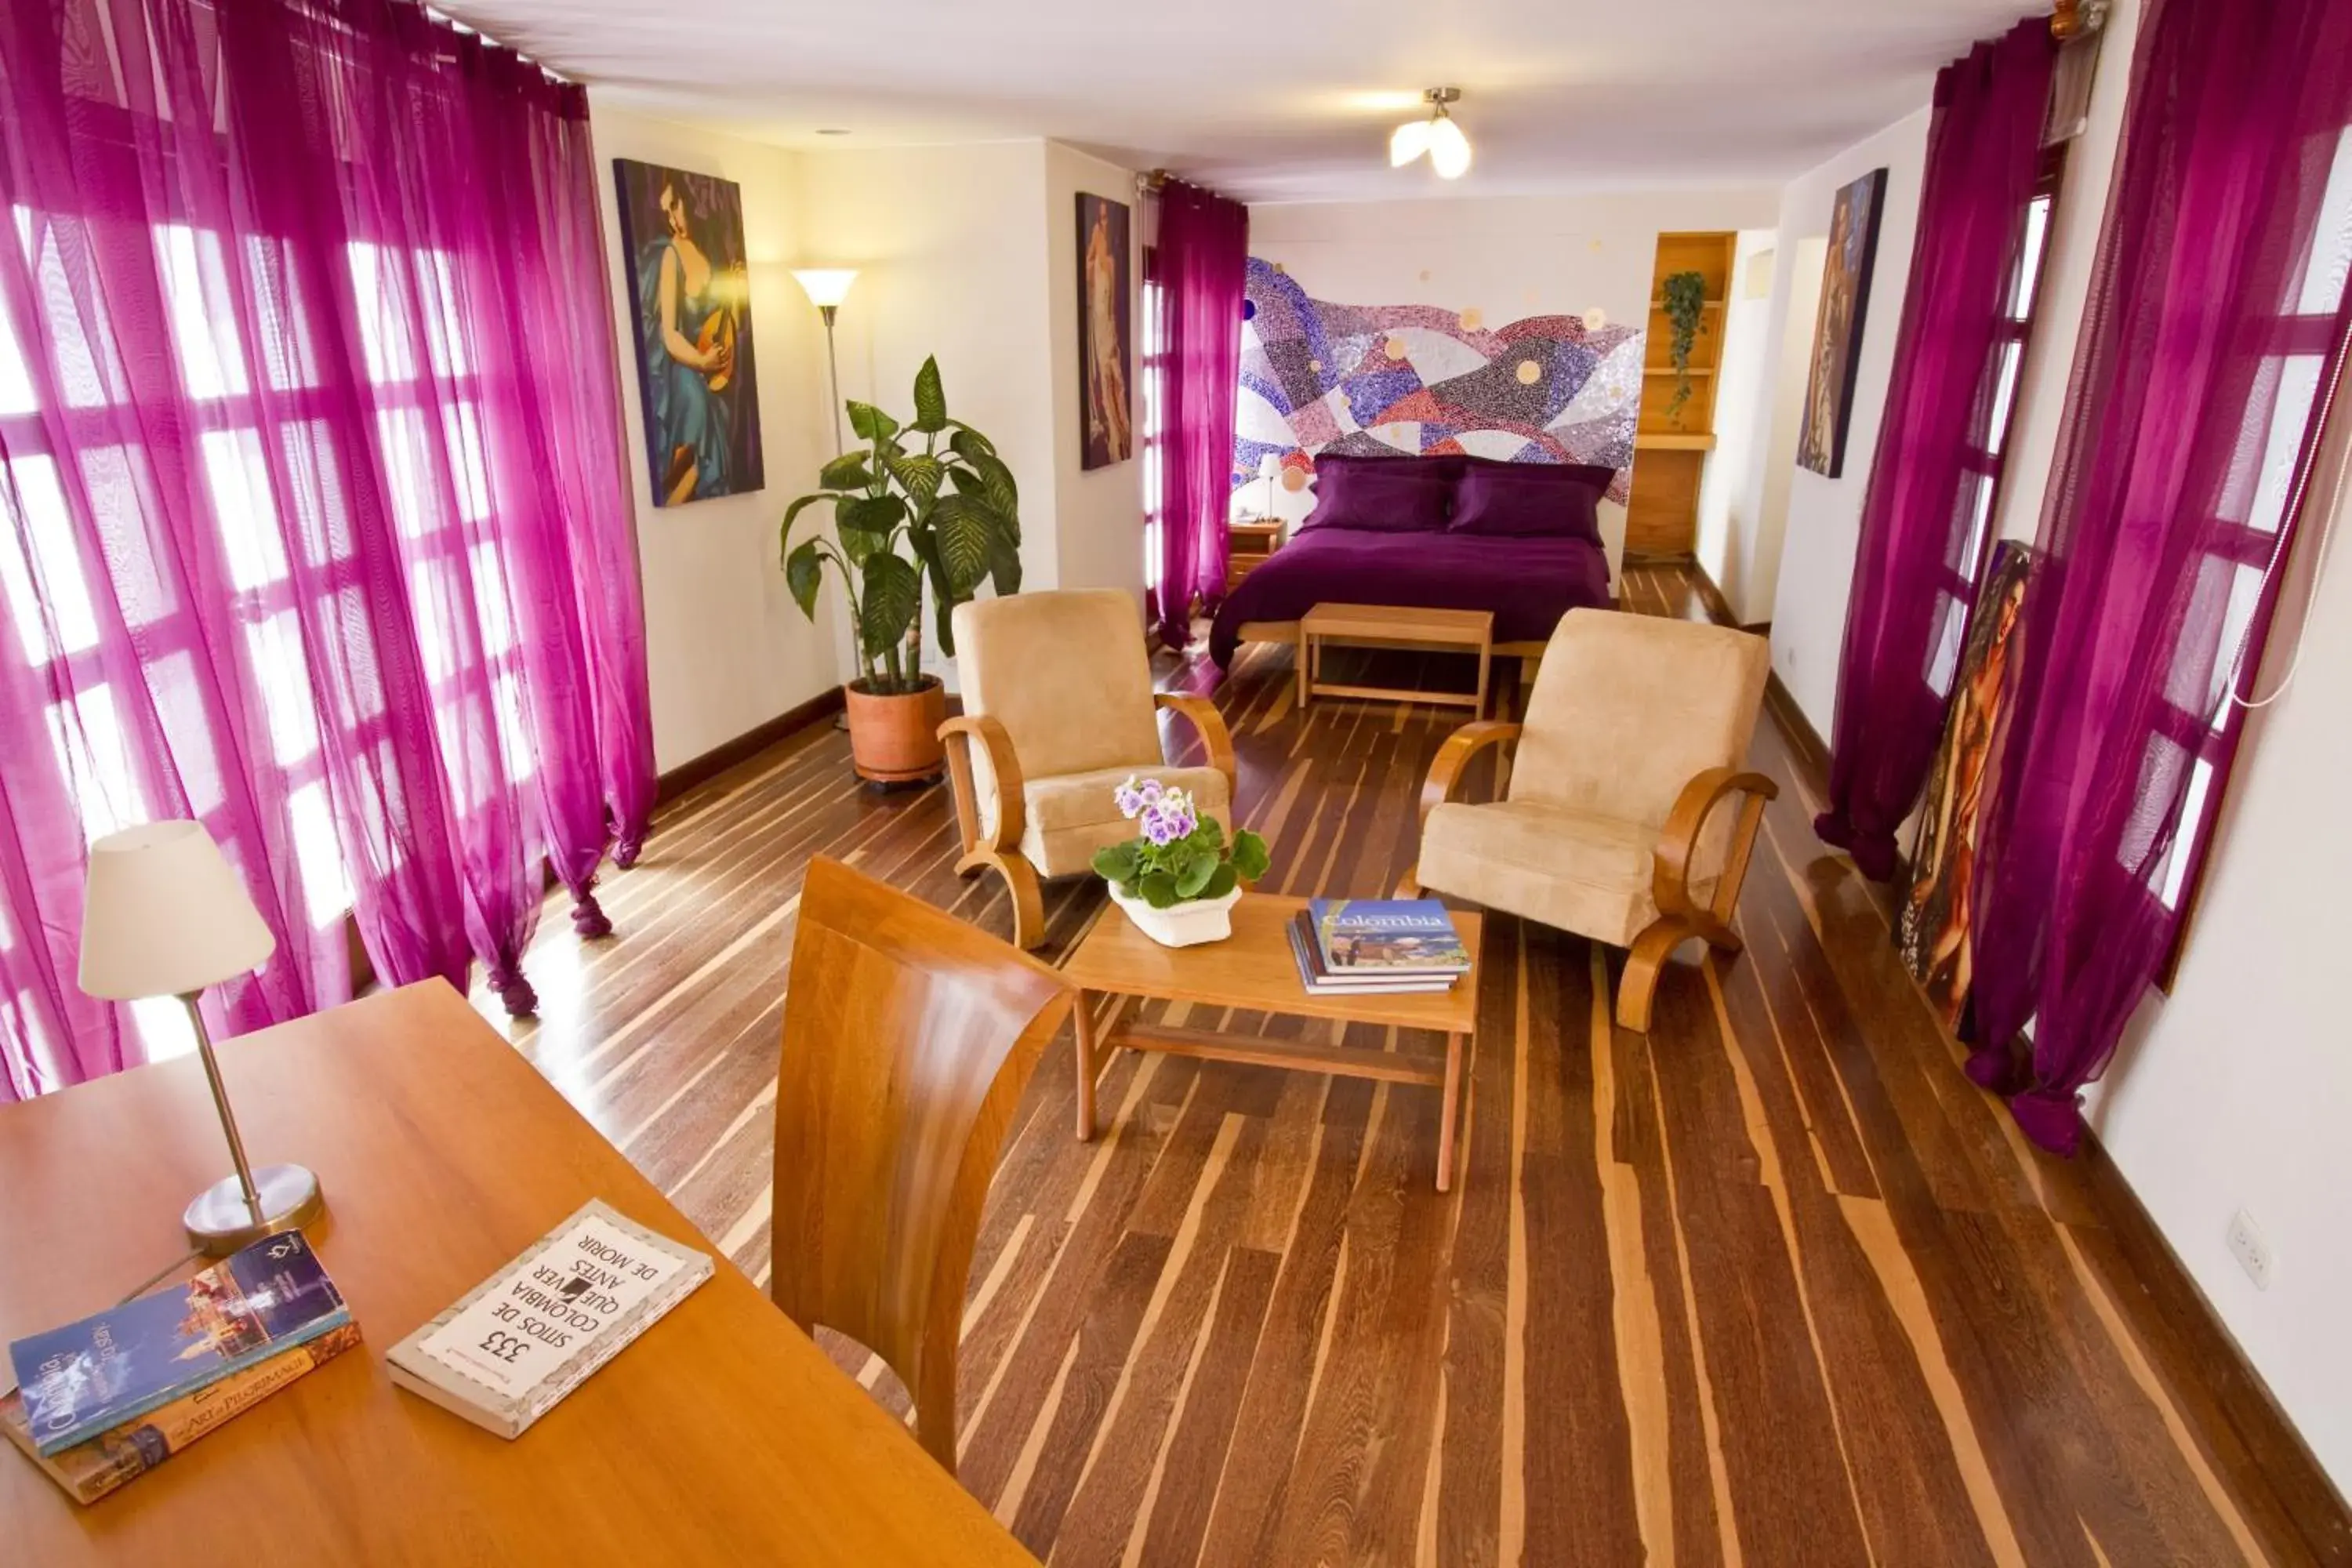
xmin=444 ymin=0 xmax=2039 ymax=204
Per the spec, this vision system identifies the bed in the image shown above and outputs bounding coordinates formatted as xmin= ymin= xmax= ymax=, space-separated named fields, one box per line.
xmin=1208 ymin=524 xmax=1613 ymax=670
xmin=1209 ymin=451 xmax=1618 ymax=673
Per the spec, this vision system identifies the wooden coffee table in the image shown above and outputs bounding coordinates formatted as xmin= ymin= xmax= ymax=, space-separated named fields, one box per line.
xmin=1299 ymin=602 xmax=1494 ymax=717
xmin=1062 ymin=893 xmax=1480 ymax=1191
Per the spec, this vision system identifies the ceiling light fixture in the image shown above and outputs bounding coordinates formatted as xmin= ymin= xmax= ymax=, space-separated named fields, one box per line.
xmin=1391 ymin=87 xmax=1471 ymax=180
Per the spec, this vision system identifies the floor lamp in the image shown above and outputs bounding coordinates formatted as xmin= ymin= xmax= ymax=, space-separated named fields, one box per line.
xmin=793 ymin=268 xmax=859 ymax=456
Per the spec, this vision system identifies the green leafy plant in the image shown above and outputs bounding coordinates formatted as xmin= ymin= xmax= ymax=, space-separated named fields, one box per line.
xmin=1091 ymin=776 xmax=1270 ymax=909
xmin=1661 ymin=270 xmax=1709 ymax=418
xmin=780 ymin=357 xmax=1022 ymax=695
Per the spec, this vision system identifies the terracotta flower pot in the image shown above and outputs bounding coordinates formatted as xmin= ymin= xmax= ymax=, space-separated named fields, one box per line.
xmin=843 ymin=676 xmax=947 ymax=784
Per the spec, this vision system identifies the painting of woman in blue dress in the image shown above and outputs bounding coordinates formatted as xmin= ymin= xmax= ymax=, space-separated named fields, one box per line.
xmin=615 ymin=160 xmax=764 ymax=506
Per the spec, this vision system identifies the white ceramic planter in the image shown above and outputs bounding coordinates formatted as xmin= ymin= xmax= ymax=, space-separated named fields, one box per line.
xmin=1105 ymin=881 xmax=1243 ymax=948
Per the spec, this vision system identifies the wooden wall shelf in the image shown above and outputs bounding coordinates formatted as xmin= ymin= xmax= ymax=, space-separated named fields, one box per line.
xmin=1627 ymin=230 xmax=1740 ymax=559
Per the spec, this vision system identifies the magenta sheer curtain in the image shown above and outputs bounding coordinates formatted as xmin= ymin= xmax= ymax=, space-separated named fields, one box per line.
xmin=0 ymin=0 xmax=655 ymax=1099
xmin=1963 ymin=0 xmax=2352 ymax=1153
xmin=1150 ymin=181 xmax=1247 ymax=652
xmin=1813 ymin=19 xmax=2055 ymax=880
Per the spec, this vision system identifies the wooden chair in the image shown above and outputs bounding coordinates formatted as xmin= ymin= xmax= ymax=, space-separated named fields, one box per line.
xmin=1399 ymin=608 xmax=1777 ymax=1031
xmin=768 ymin=856 xmax=1077 ymax=1475
xmin=939 ymin=589 xmax=1237 ymax=950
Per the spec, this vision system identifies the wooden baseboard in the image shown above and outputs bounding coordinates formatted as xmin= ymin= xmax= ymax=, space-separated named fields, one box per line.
xmin=2078 ymin=1138 xmax=2352 ymax=1564
xmin=1764 ymin=670 xmax=1830 ymax=799
xmin=655 ymin=686 xmax=847 ymax=808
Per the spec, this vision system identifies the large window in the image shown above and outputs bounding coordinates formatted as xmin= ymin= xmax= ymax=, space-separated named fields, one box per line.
xmin=1924 ymin=149 xmax=2066 ymax=699
xmin=2140 ymin=125 xmax=2352 ymax=945
xmin=0 ymin=210 xmax=523 ymax=1062
xmin=1139 ymin=247 xmax=1167 ymax=594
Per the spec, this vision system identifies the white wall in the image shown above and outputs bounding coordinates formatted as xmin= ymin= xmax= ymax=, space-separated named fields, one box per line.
xmin=793 ymin=140 xmax=1058 ymax=620
xmin=1244 ymin=188 xmax=1780 ymax=576
xmin=1045 ymin=143 xmax=1148 ymax=601
xmin=1695 ymin=229 xmax=1778 ymax=615
xmin=1750 ymin=107 xmax=1933 ymax=730
xmin=588 ymin=104 xmax=841 ymax=774
xmin=2090 ymin=443 xmax=2352 ymax=1490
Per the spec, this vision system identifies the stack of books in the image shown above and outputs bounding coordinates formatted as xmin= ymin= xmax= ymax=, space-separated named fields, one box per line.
xmin=1287 ymin=897 xmax=1472 ymax=996
xmin=3 ymin=1232 xmax=355 ymax=1505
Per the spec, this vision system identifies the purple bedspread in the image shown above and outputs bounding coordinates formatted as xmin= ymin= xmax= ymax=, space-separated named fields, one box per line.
xmin=1209 ymin=527 xmax=1613 ymax=667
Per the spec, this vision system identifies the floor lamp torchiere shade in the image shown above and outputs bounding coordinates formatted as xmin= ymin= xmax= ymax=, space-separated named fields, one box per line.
xmin=795 ymin=268 xmax=859 ymax=457
xmin=78 ymin=822 xmax=325 ymax=1254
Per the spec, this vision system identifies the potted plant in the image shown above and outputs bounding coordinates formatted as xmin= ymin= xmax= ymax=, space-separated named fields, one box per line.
xmin=1660 ymin=269 xmax=1709 ymax=419
xmin=781 ymin=357 xmax=1023 ymax=782
xmin=1091 ymin=777 xmax=1271 ymax=947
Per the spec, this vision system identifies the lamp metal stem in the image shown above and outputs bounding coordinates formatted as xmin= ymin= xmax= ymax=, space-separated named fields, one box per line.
xmin=181 ymin=992 xmax=263 ymax=1223
xmin=820 ymin=303 xmax=844 ymax=457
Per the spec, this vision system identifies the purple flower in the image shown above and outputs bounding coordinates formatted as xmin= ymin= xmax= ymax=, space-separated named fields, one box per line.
xmin=1114 ymin=775 xmax=1170 ymax=821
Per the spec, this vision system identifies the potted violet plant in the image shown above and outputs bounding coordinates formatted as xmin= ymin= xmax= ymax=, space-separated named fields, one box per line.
xmin=1091 ymin=776 xmax=1271 ymax=948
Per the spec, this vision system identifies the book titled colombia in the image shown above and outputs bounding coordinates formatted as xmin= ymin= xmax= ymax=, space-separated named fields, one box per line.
xmin=9 ymin=1231 xmax=350 ymax=1457
xmin=1308 ymin=898 xmax=1472 ymax=975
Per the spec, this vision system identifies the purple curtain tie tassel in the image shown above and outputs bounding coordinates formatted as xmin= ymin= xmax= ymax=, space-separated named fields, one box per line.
xmin=2007 ymin=1087 xmax=2085 ymax=1157
xmin=1813 ymin=809 xmax=1900 ymax=883
xmin=572 ymin=893 xmax=613 ymax=938
xmin=488 ymin=965 xmax=540 ymax=1017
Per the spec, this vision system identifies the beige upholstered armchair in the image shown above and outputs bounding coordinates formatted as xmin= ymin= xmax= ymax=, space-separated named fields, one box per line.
xmin=940 ymin=589 xmax=1236 ymax=949
xmin=1401 ymin=608 xmax=1776 ymax=1031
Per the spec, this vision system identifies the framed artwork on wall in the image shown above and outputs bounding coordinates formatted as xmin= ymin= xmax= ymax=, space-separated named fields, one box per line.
xmin=1077 ymin=192 xmax=1134 ymax=470
xmin=1796 ymin=166 xmax=1888 ymax=478
xmin=614 ymin=158 xmax=764 ymax=506
xmin=1899 ymin=539 xmax=2039 ymax=1029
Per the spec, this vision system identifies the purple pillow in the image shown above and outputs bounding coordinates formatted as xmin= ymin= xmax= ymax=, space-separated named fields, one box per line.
xmin=1447 ymin=462 xmax=1610 ymax=542
xmin=1297 ymin=459 xmax=1454 ymax=534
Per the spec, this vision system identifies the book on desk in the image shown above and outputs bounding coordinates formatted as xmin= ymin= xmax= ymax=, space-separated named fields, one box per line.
xmin=3 ymin=1232 xmax=357 ymax=1504
xmin=387 ymin=1197 xmax=712 ymax=1439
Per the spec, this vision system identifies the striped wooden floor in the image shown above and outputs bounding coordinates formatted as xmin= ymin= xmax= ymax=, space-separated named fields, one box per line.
xmin=470 ymin=564 xmax=2326 ymax=1566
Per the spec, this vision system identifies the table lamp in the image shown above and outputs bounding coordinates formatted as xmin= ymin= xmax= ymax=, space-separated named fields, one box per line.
xmin=78 ymin=821 xmax=325 ymax=1254
xmin=1258 ymin=453 xmax=1281 ymax=522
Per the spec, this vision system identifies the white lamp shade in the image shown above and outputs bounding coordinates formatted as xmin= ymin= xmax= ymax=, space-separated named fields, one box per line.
xmin=79 ymin=822 xmax=276 ymax=1000
xmin=1258 ymin=454 xmax=1282 ymax=481
xmin=1428 ymin=116 xmax=1472 ymax=180
xmin=1388 ymin=119 xmax=1433 ymax=168
xmin=792 ymin=268 xmax=858 ymax=308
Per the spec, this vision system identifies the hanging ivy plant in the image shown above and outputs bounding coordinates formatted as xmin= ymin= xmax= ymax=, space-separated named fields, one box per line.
xmin=1661 ymin=270 xmax=1708 ymax=418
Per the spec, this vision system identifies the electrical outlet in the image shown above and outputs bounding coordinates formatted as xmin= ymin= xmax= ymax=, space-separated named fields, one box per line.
xmin=2227 ymin=1209 xmax=2273 ymax=1290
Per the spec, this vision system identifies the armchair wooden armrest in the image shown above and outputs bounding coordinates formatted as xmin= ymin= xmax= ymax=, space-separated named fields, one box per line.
xmin=938 ymin=713 xmax=1044 ymax=950
xmin=1154 ymin=692 xmax=1237 ymax=797
xmin=939 ymin=713 xmax=1026 ymax=856
xmin=1395 ymin=721 xmax=1521 ymax=898
xmin=1649 ymin=767 xmax=1779 ymax=937
xmin=1616 ymin=767 xmax=1778 ymax=1033
xmin=1416 ymin=721 xmax=1523 ymax=829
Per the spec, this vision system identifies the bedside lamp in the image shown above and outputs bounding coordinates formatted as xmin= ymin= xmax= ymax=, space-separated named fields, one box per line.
xmin=79 ymin=821 xmax=325 ymax=1255
xmin=1257 ymin=453 xmax=1281 ymax=522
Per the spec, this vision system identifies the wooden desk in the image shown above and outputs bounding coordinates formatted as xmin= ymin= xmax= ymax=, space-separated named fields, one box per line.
xmin=1062 ymin=895 xmax=1480 ymax=1191
xmin=0 ymin=981 xmax=1036 ymax=1566
xmin=1299 ymin=602 xmax=1494 ymax=717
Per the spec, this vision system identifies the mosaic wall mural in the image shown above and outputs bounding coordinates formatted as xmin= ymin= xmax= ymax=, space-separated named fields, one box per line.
xmin=1234 ymin=257 xmax=1644 ymax=504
